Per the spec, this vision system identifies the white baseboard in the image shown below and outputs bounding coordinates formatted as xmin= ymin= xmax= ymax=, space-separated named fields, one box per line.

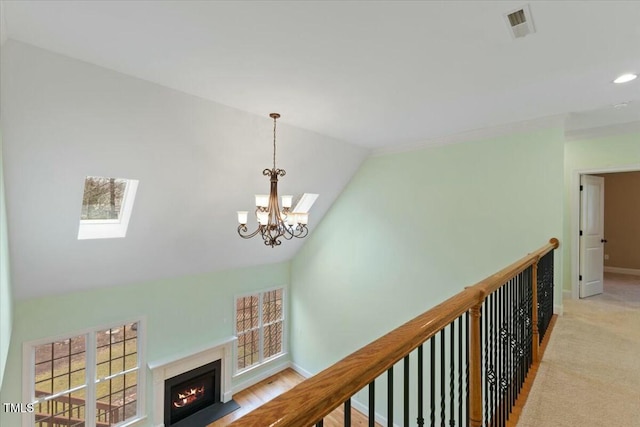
xmin=231 ymin=359 xmax=292 ymax=394
xmin=290 ymin=362 xmax=314 ymax=379
xmin=604 ymin=266 xmax=640 ymax=276
xmin=554 ymin=304 xmax=563 ymax=316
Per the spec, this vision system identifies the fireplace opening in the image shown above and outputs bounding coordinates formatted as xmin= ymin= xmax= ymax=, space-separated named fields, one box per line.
xmin=164 ymin=359 xmax=221 ymax=426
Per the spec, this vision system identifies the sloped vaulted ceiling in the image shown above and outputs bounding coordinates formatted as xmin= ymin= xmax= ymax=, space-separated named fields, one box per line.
xmin=0 ymin=42 xmax=368 ymax=299
xmin=0 ymin=1 xmax=639 ymax=299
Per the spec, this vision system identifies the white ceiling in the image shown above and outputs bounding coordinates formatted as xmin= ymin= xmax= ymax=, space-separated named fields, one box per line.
xmin=2 ymin=1 xmax=639 ymax=148
xmin=1 ymin=1 xmax=639 ymax=300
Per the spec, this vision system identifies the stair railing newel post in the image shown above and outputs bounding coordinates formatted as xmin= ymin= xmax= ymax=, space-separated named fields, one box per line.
xmin=531 ymin=257 xmax=540 ymax=364
xmin=468 ymin=290 xmax=484 ymax=427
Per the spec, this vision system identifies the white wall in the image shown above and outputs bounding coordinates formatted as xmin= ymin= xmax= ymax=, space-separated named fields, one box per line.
xmin=0 ymin=127 xmax=12 ymax=389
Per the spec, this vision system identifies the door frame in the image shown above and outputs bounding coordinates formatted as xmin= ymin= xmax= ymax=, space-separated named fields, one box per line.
xmin=571 ymin=164 xmax=640 ymax=299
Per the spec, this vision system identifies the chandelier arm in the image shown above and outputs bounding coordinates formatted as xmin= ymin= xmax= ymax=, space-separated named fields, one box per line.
xmin=295 ymin=225 xmax=309 ymax=238
xmin=280 ymin=225 xmax=295 ymax=240
xmin=238 ymin=225 xmax=263 ymax=239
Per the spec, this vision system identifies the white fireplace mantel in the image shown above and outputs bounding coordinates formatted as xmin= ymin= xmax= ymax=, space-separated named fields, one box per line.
xmin=149 ymin=336 xmax=236 ymax=427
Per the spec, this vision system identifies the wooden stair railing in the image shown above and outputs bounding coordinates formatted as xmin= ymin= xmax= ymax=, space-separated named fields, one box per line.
xmin=230 ymin=238 xmax=559 ymax=427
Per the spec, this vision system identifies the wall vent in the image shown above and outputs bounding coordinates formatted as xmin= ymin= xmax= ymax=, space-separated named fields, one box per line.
xmin=504 ymin=4 xmax=536 ymax=39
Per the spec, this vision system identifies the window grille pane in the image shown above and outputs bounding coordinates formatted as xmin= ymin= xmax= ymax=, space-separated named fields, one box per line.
xmin=237 ymin=330 xmax=259 ymax=370
xmin=262 ymin=289 xmax=283 ymax=325
xmin=263 ymin=321 xmax=283 ymax=359
xmin=97 ymin=323 xmax=138 ymax=379
xmin=34 ymin=335 xmax=86 ymax=400
xmin=34 ymin=391 xmax=86 ymax=427
xmin=236 ymin=295 xmax=259 ymax=334
xmin=81 ymin=177 xmax=128 ymax=220
xmin=96 ymin=373 xmax=137 ymax=426
xmin=124 ymin=337 xmax=137 ymax=355
xmin=35 ymin=343 xmax=52 ymax=364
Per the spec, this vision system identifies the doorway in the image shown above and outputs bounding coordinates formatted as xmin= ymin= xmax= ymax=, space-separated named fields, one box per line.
xmin=572 ymin=165 xmax=640 ymax=299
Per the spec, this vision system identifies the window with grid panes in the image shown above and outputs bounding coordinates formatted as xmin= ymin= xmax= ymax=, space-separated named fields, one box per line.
xmin=235 ymin=288 xmax=284 ymax=372
xmin=28 ymin=321 xmax=143 ymax=427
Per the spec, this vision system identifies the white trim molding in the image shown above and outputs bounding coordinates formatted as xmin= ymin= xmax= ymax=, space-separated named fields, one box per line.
xmin=148 ymin=337 xmax=236 ymax=427
xmin=290 ymin=362 xmax=314 ymax=379
xmin=604 ymin=266 xmax=640 ymax=276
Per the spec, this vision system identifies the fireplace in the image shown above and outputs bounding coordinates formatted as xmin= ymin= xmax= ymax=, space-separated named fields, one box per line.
xmin=149 ymin=337 xmax=236 ymax=427
xmin=164 ymin=359 xmax=221 ymax=426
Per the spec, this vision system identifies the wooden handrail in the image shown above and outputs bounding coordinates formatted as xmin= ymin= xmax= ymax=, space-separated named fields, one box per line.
xmin=229 ymin=238 xmax=560 ymax=427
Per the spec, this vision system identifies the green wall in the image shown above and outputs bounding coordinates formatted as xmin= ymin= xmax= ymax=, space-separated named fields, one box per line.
xmin=290 ymin=128 xmax=565 ymax=376
xmin=562 ymin=132 xmax=640 ymax=291
xmin=0 ymin=261 xmax=289 ymax=426
xmin=0 ymin=128 xmax=13 ymax=389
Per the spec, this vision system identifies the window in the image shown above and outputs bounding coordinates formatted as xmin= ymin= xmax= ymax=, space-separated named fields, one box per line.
xmin=26 ymin=321 xmax=145 ymax=427
xmin=77 ymin=176 xmax=139 ymax=240
xmin=235 ymin=288 xmax=285 ymax=372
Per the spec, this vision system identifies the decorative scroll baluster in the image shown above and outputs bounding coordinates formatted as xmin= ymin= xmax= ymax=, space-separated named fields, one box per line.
xmin=538 ymin=250 xmax=555 ymax=343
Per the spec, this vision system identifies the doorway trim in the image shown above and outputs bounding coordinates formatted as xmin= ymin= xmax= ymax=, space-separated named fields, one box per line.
xmin=571 ymin=164 xmax=640 ymax=299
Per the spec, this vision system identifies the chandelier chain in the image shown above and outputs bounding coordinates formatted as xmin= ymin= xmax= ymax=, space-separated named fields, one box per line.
xmin=273 ymin=114 xmax=277 ymax=170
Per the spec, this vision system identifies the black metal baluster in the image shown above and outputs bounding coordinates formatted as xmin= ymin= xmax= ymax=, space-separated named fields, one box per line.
xmin=507 ymin=279 xmax=512 ymax=421
xmin=316 ymin=420 xmax=323 ymax=427
xmin=440 ymin=329 xmax=446 ymax=427
xmin=418 ymin=344 xmax=425 ymax=426
xmin=388 ymin=367 xmax=394 ymax=427
xmin=369 ymin=380 xmax=375 ymax=427
xmin=513 ymin=278 xmax=517 ymax=417
xmin=509 ymin=277 xmax=515 ymax=419
xmin=492 ymin=291 xmax=497 ymax=427
xmin=404 ymin=355 xmax=410 ymax=427
xmin=344 ymin=398 xmax=351 ymax=426
xmin=431 ymin=336 xmax=436 ymax=427
xmin=499 ymin=285 xmax=505 ymax=427
xmin=458 ymin=315 xmax=463 ymax=427
xmin=466 ymin=311 xmax=470 ymax=427
xmin=483 ymin=299 xmax=488 ymax=427
xmin=450 ymin=322 xmax=455 ymax=426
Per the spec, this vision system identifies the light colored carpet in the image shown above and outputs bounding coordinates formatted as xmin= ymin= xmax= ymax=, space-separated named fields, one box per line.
xmin=518 ymin=273 xmax=640 ymax=427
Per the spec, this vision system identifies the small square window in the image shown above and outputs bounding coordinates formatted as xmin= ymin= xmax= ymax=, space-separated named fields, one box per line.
xmin=81 ymin=177 xmax=128 ymax=220
xmin=77 ymin=176 xmax=139 ymax=240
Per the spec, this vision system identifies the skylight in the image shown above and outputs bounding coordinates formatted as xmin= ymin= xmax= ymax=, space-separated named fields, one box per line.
xmin=77 ymin=176 xmax=139 ymax=240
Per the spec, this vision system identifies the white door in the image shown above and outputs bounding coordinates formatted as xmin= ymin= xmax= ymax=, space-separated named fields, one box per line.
xmin=579 ymin=175 xmax=605 ymax=298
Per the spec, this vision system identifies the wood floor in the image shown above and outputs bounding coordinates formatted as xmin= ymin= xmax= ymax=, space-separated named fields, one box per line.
xmin=208 ymin=368 xmax=380 ymax=426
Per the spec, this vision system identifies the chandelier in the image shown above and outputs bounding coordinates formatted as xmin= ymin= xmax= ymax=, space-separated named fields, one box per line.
xmin=237 ymin=113 xmax=309 ymax=247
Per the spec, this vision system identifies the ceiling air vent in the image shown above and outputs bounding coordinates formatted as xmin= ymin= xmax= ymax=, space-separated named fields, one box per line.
xmin=504 ymin=4 xmax=535 ymax=39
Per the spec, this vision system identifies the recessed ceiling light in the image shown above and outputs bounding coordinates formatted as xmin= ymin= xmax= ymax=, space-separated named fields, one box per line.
xmin=613 ymin=73 xmax=637 ymax=84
